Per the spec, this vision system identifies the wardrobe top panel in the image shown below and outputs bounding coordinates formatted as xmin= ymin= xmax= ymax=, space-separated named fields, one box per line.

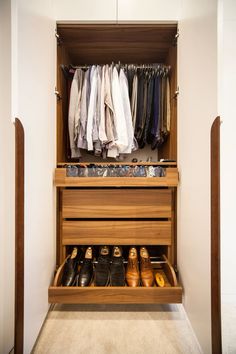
xmin=57 ymin=24 xmax=177 ymax=64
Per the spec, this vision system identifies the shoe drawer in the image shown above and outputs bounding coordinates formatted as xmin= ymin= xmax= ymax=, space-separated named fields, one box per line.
xmin=62 ymin=220 xmax=172 ymax=245
xmin=62 ymin=189 xmax=172 ymax=219
xmin=48 ymin=255 xmax=182 ymax=304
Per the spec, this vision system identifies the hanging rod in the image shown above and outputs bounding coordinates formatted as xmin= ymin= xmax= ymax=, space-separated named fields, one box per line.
xmin=69 ymin=63 xmax=171 ymax=71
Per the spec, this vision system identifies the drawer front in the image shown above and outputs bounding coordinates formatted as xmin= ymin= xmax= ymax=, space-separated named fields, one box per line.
xmin=49 ymin=286 xmax=182 ymax=304
xmin=62 ymin=220 xmax=171 ymax=245
xmin=62 ymin=189 xmax=172 ymax=219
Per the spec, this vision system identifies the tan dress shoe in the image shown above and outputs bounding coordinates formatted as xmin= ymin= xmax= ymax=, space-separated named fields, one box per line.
xmin=126 ymin=247 xmax=140 ymax=287
xmin=140 ymin=247 xmax=154 ymax=287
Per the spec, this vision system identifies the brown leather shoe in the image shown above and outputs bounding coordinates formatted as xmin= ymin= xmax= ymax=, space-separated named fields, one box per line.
xmin=140 ymin=247 xmax=154 ymax=287
xmin=126 ymin=247 xmax=140 ymax=287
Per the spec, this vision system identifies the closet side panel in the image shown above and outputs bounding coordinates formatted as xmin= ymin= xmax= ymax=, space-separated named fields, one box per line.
xmin=16 ymin=1 xmax=56 ymax=353
xmin=178 ymin=1 xmax=218 ymax=353
xmin=57 ymin=45 xmax=71 ymax=164
xmin=159 ymin=44 xmax=177 ymax=160
xmin=0 ymin=1 xmax=15 ymax=353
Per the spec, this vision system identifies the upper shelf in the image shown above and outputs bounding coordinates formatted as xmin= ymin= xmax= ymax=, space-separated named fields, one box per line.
xmin=54 ymin=167 xmax=179 ymax=187
xmin=57 ymin=23 xmax=177 ymax=64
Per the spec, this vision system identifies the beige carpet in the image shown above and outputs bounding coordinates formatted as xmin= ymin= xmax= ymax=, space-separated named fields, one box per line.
xmin=32 ymin=304 xmax=202 ymax=354
xmin=222 ymin=302 xmax=236 ymax=354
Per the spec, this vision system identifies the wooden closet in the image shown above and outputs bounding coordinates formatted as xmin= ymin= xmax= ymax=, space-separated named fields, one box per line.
xmin=48 ymin=23 xmax=182 ymax=304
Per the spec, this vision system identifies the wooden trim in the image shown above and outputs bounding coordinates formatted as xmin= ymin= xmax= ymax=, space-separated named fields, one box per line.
xmin=211 ymin=116 xmax=222 ymax=354
xmin=163 ymin=254 xmax=178 ymax=287
xmin=15 ymin=118 xmax=24 ymax=354
xmin=53 ymin=255 xmax=70 ymax=286
xmin=49 ymin=286 xmax=182 ymax=304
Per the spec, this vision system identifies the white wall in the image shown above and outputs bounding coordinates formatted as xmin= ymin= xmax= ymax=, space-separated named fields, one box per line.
xmin=15 ymin=1 xmax=56 ymax=352
xmin=118 ymin=0 xmax=180 ymax=21
xmin=220 ymin=0 xmax=236 ymax=302
xmin=54 ymin=0 xmax=116 ymax=21
xmin=178 ymin=1 xmax=218 ymax=353
xmin=0 ymin=1 xmax=15 ymax=353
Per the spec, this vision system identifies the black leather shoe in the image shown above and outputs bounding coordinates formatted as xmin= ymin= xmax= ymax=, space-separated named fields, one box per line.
xmin=94 ymin=246 xmax=110 ymax=286
xmin=61 ymin=247 xmax=80 ymax=286
xmin=77 ymin=247 xmax=93 ymax=287
xmin=110 ymin=246 xmax=125 ymax=286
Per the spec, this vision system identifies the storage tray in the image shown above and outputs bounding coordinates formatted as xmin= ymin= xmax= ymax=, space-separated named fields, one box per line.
xmin=54 ymin=167 xmax=179 ymax=187
xmin=48 ymin=255 xmax=182 ymax=304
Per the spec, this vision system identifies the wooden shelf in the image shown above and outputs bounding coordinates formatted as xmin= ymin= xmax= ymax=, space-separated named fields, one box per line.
xmin=48 ymin=255 xmax=182 ymax=304
xmin=57 ymin=162 xmax=177 ymax=166
xmin=54 ymin=167 xmax=179 ymax=187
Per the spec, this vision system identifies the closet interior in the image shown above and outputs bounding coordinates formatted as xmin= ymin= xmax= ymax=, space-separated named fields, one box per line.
xmin=49 ymin=23 xmax=182 ymax=304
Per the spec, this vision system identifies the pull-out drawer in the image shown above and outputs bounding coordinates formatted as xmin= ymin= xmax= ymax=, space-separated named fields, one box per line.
xmin=62 ymin=189 xmax=172 ymax=219
xmin=62 ymin=220 xmax=172 ymax=245
xmin=48 ymin=255 xmax=182 ymax=304
xmin=55 ymin=167 xmax=179 ymax=187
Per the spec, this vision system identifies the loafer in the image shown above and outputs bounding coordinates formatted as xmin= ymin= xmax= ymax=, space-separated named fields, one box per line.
xmin=77 ymin=247 xmax=93 ymax=287
xmin=140 ymin=247 xmax=154 ymax=287
xmin=126 ymin=247 xmax=140 ymax=287
xmin=61 ymin=247 xmax=80 ymax=286
xmin=110 ymin=246 xmax=125 ymax=286
xmin=94 ymin=246 xmax=110 ymax=286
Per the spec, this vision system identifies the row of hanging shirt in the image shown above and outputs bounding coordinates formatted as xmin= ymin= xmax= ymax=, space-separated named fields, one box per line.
xmin=68 ymin=63 xmax=171 ymax=159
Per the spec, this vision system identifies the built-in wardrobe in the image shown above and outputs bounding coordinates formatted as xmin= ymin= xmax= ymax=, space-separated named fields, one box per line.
xmin=48 ymin=23 xmax=182 ymax=304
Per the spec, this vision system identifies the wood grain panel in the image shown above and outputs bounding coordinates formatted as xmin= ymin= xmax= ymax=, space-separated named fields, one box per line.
xmin=62 ymin=220 xmax=171 ymax=245
xmin=49 ymin=286 xmax=182 ymax=304
xmin=62 ymin=189 xmax=172 ymax=219
xmin=163 ymin=255 xmax=178 ymax=287
xmin=211 ymin=116 xmax=222 ymax=354
xmin=54 ymin=168 xmax=179 ymax=187
xmin=57 ymin=24 xmax=177 ymax=43
xmin=159 ymin=44 xmax=177 ymax=160
xmin=15 ymin=118 xmax=24 ymax=354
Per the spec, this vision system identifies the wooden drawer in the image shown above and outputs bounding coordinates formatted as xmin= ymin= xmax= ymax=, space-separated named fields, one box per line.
xmin=62 ymin=220 xmax=172 ymax=245
xmin=62 ymin=189 xmax=172 ymax=219
xmin=48 ymin=255 xmax=182 ymax=304
xmin=55 ymin=167 xmax=179 ymax=187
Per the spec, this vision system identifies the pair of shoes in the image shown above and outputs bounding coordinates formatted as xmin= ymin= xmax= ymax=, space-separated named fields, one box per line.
xmin=126 ymin=247 xmax=154 ymax=287
xmin=61 ymin=247 xmax=80 ymax=286
xmin=94 ymin=246 xmax=125 ymax=286
xmin=62 ymin=247 xmax=93 ymax=287
xmin=75 ymin=246 xmax=93 ymax=287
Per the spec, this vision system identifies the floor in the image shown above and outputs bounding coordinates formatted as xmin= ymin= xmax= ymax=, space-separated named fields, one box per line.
xmin=222 ymin=302 xmax=236 ymax=354
xmin=33 ymin=304 xmax=202 ymax=354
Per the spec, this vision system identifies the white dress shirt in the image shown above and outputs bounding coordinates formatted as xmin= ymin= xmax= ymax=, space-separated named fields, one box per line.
xmin=111 ymin=66 xmax=129 ymax=153
xmin=68 ymin=68 xmax=83 ymax=157
xmin=86 ymin=65 xmax=98 ymax=151
xmin=119 ymin=68 xmax=134 ymax=154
